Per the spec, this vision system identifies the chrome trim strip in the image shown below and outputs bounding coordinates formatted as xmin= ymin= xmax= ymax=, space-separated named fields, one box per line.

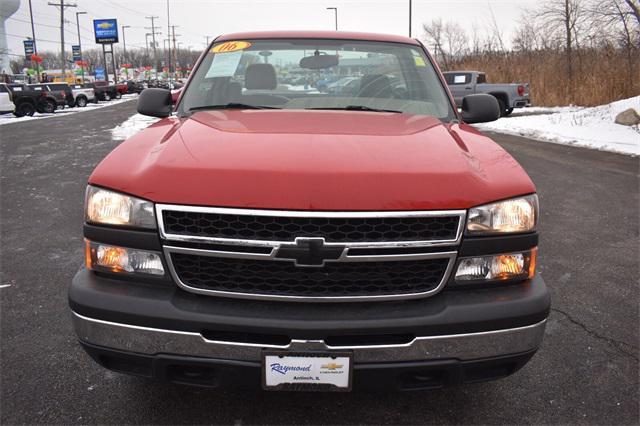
xmin=155 ymin=204 xmax=467 ymax=248
xmin=162 ymin=246 xmax=457 ymax=302
xmin=72 ymin=311 xmax=547 ymax=363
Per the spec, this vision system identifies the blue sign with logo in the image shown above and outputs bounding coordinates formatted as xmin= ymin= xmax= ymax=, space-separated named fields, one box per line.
xmin=23 ymin=39 xmax=34 ymax=60
xmin=93 ymin=19 xmax=118 ymax=44
xmin=72 ymin=45 xmax=82 ymax=61
xmin=95 ymin=68 xmax=106 ymax=81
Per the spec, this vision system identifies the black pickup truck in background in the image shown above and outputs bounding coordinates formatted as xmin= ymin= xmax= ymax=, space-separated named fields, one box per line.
xmin=7 ymin=84 xmax=62 ymax=116
xmin=28 ymin=84 xmax=68 ymax=112
xmin=84 ymin=81 xmax=118 ymax=101
xmin=42 ymin=83 xmax=75 ymax=107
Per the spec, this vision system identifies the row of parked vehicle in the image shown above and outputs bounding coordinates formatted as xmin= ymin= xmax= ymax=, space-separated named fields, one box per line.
xmin=0 ymin=80 xmax=146 ymax=117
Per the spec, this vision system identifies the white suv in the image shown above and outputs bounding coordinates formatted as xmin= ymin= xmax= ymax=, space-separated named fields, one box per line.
xmin=0 ymin=83 xmax=15 ymax=114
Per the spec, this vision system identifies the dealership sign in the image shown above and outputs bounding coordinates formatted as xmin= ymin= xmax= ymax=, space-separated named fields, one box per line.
xmin=23 ymin=40 xmax=34 ymax=60
xmin=72 ymin=45 xmax=82 ymax=61
xmin=94 ymin=67 xmax=106 ymax=80
xmin=93 ymin=19 xmax=119 ymax=44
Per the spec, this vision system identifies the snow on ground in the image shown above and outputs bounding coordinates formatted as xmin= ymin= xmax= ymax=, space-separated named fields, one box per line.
xmin=509 ymin=105 xmax=584 ymax=116
xmin=475 ymin=96 xmax=640 ymax=156
xmin=0 ymin=94 xmax=138 ymax=126
xmin=111 ymin=113 xmax=160 ymax=141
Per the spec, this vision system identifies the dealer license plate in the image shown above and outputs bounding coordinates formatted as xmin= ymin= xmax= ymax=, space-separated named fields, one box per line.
xmin=262 ymin=352 xmax=352 ymax=391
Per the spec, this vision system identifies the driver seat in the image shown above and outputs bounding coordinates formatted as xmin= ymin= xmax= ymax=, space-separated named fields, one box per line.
xmin=357 ymin=74 xmax=393 ymax=98
xmin=242 ymin=63 xmax=288 ymax=106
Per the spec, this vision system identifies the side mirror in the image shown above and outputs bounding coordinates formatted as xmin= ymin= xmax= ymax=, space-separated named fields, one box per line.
xmin=171 ymin=87 xmax=183 ymax=104
xmin=461 ymin=94 xmax=500 ymax=124
xmin=137 ymin=88 xmax=172 ymax=118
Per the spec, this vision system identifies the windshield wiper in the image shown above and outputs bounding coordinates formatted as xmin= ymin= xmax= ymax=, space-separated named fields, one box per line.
xmin=188 ymin=103 xmax=281 ymax=112
xmin=306 ymin=105 xmax=402 ymax=113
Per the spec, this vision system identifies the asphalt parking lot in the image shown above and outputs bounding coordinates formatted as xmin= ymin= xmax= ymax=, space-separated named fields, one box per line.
xmin=1 ymin=100 xmax=638 ymax=425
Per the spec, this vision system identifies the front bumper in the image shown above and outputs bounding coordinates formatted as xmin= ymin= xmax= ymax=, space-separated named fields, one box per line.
xmin=69 ymin=269 xmax=549 ymax=388
xmin=72 ymin=311 xmax=546 ymax=363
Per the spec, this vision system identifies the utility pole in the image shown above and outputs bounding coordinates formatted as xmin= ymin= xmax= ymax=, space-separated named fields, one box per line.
xmin=75 ymin=11 xmax=86 ymax=83
xmin=48 ymin=0 xmax=77 ymax=81
xmin=326 ymin=7 xmax=338 ymax=31
xmin=145 ymin=16 xmax=159 ymax=71
xmin=145 ymin=33 xmax=152 ymax=56
xmin=166 ymin=0 xmax=171 ymax=83
xmin=205 ymin=36 xmax=211 ymax=47
xmin=170 ymin=25 xmax=180 ymax=79
xmin=163 ymin=38 xmax=170 ymax=77
xmin=409 ymin=0 xmax=412 ymax=37
xmin=28 ymin=0 xmax=37 ymax=54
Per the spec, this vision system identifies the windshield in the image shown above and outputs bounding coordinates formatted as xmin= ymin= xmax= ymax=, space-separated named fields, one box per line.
xmin=179 ymin=38 xmax=455 ymax=120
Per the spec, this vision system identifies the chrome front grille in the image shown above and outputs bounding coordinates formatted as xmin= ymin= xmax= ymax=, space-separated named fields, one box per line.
xmin=157 ymin=205 xmax=465 ymax=302
xmin=161 ymin=209 xmax=460 ymax=243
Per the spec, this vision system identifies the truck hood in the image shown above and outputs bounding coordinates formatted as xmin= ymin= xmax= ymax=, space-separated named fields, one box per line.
xmin=90 ymin=110 xmax=535 ymax=210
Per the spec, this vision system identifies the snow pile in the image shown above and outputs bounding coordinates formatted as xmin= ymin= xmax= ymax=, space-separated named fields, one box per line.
xmin=475 ymin=96 xmax=640 ymax=156
xmin=111 ymin=113 xmax=160 ymax=141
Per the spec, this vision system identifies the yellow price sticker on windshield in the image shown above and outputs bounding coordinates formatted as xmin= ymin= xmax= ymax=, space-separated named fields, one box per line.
xmin=414 ymin=56 xmax=426 ymax=67
xmin=211 ymin=41 xmax=252 ymax=53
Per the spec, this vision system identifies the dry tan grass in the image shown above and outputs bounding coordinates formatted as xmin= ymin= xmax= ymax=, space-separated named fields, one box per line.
xmin=446 ymin=48 xmax=640 ymax=106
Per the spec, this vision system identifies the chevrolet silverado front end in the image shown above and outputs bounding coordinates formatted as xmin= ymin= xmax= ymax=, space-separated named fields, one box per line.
xmin=69 ymin=31 xmax=549 ymax=391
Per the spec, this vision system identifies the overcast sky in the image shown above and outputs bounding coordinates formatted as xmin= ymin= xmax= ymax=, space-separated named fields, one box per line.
xmin=4 ymin=0 xmax=539 ymax=57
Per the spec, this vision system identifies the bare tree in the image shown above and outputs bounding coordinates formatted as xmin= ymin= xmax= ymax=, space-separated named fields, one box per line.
xmin=535 ymin=0 xmax=591 ymax=97
xmin=588 ymin=0 xmax=640 ymax=91
xmin=422 ymin=19 xmax=449 ymax=68
xmin=625 ymin=0 xmax=640 ymax=25
xmin=422 ymin=19 xmax=469 ymax=69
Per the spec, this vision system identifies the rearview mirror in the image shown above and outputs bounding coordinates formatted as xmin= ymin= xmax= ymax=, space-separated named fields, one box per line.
xmin=299 ymin=54 xmax=339 ymax=69
xmin=137 ymin=88 xmax=172 ymax=118
xmin=460 ymin=94 xmax=500 ymax=124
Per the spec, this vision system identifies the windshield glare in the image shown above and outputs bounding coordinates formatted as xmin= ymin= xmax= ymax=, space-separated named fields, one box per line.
xmin=179 ymin=39 xmax=455 ymax=120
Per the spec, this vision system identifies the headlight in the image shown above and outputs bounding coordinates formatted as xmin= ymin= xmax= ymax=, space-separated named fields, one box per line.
xmin=85 ymin=186 xmax=156 ymax=229
xmin=467 ymin=194 xmax=538 ymax=234
xmin=85 ymin=240 xmax=165 ymax=276
xmin=453 ymin=248 xmax=537 ymax=284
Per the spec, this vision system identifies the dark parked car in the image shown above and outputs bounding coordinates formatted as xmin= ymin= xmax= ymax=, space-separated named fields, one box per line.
xmin=125 ymin=80 xmax=144 ymax=94
xmin=84 ymin=81 xmax=118 ymax=101
xmin=8 ymin=84 xmax=61 ymax=116
xmin=46 ymin=83 xmax=75 ymax=107
xmin=28 ymin=84 xmax=68 ymax=112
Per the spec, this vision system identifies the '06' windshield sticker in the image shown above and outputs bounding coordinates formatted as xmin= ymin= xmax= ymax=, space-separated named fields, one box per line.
xmin=211 ymin=41 xmax=252 ymax=53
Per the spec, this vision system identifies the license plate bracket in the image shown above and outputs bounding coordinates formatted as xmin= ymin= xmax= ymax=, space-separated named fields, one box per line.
xmin=262 ymin=351 xmax=353 ymax=392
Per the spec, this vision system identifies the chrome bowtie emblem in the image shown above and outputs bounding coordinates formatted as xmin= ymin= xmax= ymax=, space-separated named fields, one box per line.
xmin=274 ymin=237 xmax=345 ymax=267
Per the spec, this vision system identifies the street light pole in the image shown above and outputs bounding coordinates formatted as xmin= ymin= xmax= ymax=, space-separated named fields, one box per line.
xmin=121 ymin=25 xmax=131 ymax=66
xmin=409 ymin=0 xmax=412 ymax=37
xmin=121 ymin=25 xmax=130 ymax=76
xmin=75 ymin=11 xmax=86 ymax=83
xmin=326 ymin=7 xmax=338 ymax=31
xmin=166 ymin=0 xmax=172 ymax=84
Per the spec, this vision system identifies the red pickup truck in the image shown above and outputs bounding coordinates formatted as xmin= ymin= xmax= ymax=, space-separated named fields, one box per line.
xmin=70 ymin=31 xmax=549 ymax=392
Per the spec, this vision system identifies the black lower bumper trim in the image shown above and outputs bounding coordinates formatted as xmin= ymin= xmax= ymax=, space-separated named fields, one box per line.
xmin=81 ymin=341 xmax=537 ymax=391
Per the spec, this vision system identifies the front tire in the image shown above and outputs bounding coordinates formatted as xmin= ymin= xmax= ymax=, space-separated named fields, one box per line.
xmin=75 ymin=96 xmax=88 ymax=107
xmin=114 ymin=92 xmax=122 ymax=99
xmin=103 ymin=92 xmax=111 ymax=101
xmin=496 ymin=98 xmax=508 ymax=117
xmin=40 ymin=100 xmax=56 ymax=114
xmin=14 ymin=102 xmax=35 ymax=117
